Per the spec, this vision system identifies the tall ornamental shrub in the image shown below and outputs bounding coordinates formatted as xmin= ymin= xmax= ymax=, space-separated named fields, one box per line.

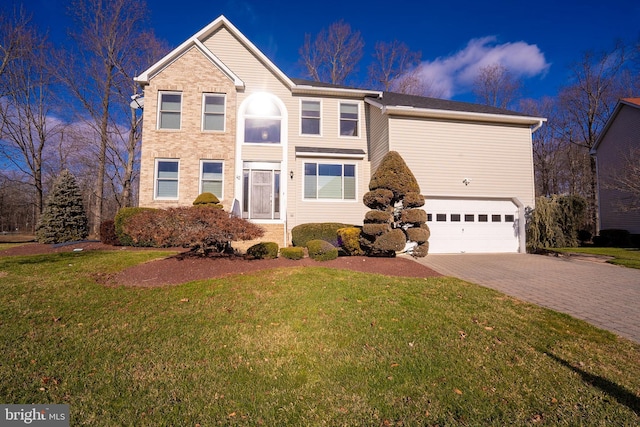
xmin=526 ymin=194 xmax=587 ymax=251
xmin=36 ymin=170 xmax=89 ymax=243
xmin=360 ymin=151 xmax=430 ymax=257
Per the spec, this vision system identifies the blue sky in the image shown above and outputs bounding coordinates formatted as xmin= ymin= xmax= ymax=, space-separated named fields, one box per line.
xmin=18 ymin=0 xmax=640 ymax=102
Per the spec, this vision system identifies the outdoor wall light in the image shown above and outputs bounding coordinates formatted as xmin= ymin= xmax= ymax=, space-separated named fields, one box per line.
xmin=290 ymin=170 xmax=294 ymax=179
xmin=463 ymin=178 xmax=472 ymax=186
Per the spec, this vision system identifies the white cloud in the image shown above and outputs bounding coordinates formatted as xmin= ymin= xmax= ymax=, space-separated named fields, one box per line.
xmin=409 ymin=36 xmax=550 ymax=99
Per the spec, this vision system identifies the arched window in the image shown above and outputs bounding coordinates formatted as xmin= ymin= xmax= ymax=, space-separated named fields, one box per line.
xmin=244 ymin=96 xmax=281 ymax=143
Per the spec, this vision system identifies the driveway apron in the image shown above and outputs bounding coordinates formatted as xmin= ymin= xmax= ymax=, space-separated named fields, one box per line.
xmin=412 ymin=253 xmax=640 ymax=343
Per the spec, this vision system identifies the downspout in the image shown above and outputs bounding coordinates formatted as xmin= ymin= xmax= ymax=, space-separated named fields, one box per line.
xmin=531 ymin=119 xmax=544 ymax=133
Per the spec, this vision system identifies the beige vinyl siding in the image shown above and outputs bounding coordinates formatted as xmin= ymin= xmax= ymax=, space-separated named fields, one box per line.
xmin=241 ymin=145 xmax=285 ymax=162
xmin=596 ymin=105 xmax=640 ymax=233
xmin=367 ymin=105 xmax=390 ymax=170
xmin=388 ymin=117 xmax=535 ymax=208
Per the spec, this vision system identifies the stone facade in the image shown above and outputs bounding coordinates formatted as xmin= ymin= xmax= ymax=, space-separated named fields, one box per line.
xmin=138 ymin=47 xmax=238 ymax=210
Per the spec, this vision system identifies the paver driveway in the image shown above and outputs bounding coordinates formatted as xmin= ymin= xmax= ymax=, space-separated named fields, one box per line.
xmin=413 ymin=253 xmax=640 ymax=343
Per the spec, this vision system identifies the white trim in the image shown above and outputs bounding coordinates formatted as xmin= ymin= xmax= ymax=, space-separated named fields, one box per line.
xmin=154 ymin=158 xmax=180 ymax=200
xmin=199 ymin=159 xmax=224 ymax=200
xmin=157 ymin=91 xmax=182 ymax=130
xmin=365 ymin=97 xmax=546 ymax=129
xmin=302 ymin=161 xmax=358 ymax=202
xmin=338 ymin=101 xmax=361 ymax=139
xmin=295 ymin=150 xmax=365 ymax=159
xmin=201 ymin=93 xmax=226 ymax=132
xmin=299 ymin=98 xmax=322 ymax=137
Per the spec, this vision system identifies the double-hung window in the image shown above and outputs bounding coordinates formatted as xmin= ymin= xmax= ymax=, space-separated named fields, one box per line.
xmin=203 ymin=94 xmax=225 ymax=131
xmin=339 ymin=102 xmax=359 ymax=137
xmin=304 ymin=162 xmax=356 ymax=200
xmin=301 ymin=100 xmax=320 ymax=135
xmin=200 ymin=161 xmax=223 ymax=198
xmin=155 ymin=159 xmax=179 ymax=199
xmin=158 ymin=92 xmax=182 ymax=130
xmin=244 ymin=96 xmax=281 ymax=143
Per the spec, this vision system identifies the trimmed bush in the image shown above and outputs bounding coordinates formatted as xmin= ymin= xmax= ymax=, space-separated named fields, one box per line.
xmin=400 ymin=208 xmax=427 ymax=224
xmin=100 ymin=220 xmax=120 ymax=245
xmin=306 ymin=239 xmax=338 ymax=261
xmin=247 ymin=242 xmax=279 ymax=259
xmin=372 ymin=228 xmax=406 ymax=252
xmin=368 ymin=151 xmax=420 ymax=198
xmin=413 ymin=242 xmax=429 ymax=258
xmin=364 ymin=210 xmax=393 ymax=224
xmin=193 ymin=192 xmax=223 ymax=208
xmin=406 ymin=226 xmax=430 ymax=243
xmin=114 ymin=207 xmax=156 ymax=246
xmin=337 ymin=227 xmax=364 ymax=256
xmin=280 ymin=247 xmax=305 ymax=260
xmin=362 ymin=223 xmax=390 ymax=237
xmin=404 ymin=192 xmax=425 ymax=208
xmin=362 ymin=188 xmax=394 ymax=209
xmin=291 ymin=222 xmax=353 ymax=247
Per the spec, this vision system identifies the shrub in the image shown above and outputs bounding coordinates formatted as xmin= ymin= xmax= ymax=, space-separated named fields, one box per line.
xmin=362 ymin=223 xmax=390 ymax=237
xmin=306 ymin=239 xmax=338 ymax=261
xmin=291 ymin=222 xmax=353 ymax=247
xmin=280 ymin=247 xmax=305 ymax=260
xmin=594 ymin=229 xmax=632 ymax=247
xmin=123 ymin=206 xmax=264 ymax=254
xmin=403 ymin=192 xmax=425 ymax=208
xmin=337 ymin=227 xmax=364 ymax=256
xmin=372 ymin=228 xmax=406 ymax=252
xmin=247 ymin=242 xmax=279 ymax=259
xmin=362 ymin=189 xmax=394 ymax=209
xmin=412 ymin=241 xmax=429 ymax=258
xmin=406 ymin=226 xmax=430 ymax=243
xmin=400 ymin=208 xmax=427 ymax=224
xmin=114 ymin=207 xmax=156 ymax=246
xmin=100 ymin=220 xmax=120 ymax=245
xmin=36 ymin=170 xmax=88 ymax=244
xmin=193 ymin=192 xmax=223 ymax=208
xmin=368 ymin=151 xmax=420 ymax=198
xmin=527 ymin=195 xmax=588 ymax=251
xmin=364 ymin=210 xmax=393 ymax=224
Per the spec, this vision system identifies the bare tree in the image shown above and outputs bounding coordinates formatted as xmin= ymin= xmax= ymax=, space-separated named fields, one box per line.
xmin=299 ymin=20 xmax=364 ymax=85
xmin=0 ymin=9 xmax=59 ymax=223
xmin=56 ymin=0 xmax=160 ymax=235
xmin=473 ymin=64 xmax=522 ymax=109
xmin=557 ymin=43 xmax=627 ymax=232
xmin=368 ymin=40 xmax=421 ymax=91
xmin=392 ymin=69 xmax=445 ymax=98
xmin=0 ymin=6 xmax=33 ymax=98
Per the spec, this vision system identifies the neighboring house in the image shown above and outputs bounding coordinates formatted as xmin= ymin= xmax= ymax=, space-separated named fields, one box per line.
xmin=591 ymin=98 xmax=640 ymax=234
xmin=134 ymin=16 xmax=545 ymax=254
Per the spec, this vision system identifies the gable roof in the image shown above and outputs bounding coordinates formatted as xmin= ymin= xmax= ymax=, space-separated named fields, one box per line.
xmin=366 ymin=91 xmax=546 ymax=129
xmin=591 ymin=98 xmax=640 ymax=155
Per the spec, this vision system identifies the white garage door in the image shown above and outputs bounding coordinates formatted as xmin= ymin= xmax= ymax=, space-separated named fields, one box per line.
xmin=425 ymin=199 xmax=520 ymax=254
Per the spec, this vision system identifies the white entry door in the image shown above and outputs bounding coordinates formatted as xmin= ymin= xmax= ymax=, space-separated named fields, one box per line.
xmin=425 ymin=199 xmax=520 ymax=254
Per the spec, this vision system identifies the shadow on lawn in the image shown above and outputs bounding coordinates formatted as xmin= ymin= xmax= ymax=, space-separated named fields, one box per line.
xmin=547 ymin=352 xmax=640 ymax=416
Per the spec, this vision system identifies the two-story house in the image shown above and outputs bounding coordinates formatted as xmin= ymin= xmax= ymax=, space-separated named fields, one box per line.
xmin=134 ymin=16 xmax=545 ymax=253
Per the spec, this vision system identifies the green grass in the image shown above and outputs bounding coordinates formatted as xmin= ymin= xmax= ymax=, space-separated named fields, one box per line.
xmin=555 ymin=247 xmax=640 ymax=269
xmin=1 ymin=251 xmax=639 ymax=426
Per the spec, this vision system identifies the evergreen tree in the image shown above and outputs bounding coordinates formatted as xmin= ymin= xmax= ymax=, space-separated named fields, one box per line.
xmin=36 ymin=170 xmax=89 ymax=243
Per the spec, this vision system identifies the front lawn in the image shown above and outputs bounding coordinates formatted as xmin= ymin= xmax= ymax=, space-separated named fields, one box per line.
xmin=1 ymin=250 xmax=638 ymax=425
xmin=554 ymin=247 xmax=640 ymax=269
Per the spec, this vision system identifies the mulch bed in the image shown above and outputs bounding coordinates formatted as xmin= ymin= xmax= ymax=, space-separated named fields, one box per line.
xmin=0 ymin=241 xmax=441 ymax=287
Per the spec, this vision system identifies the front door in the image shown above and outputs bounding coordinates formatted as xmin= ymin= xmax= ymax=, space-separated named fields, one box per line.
xmin=251 ymin=171 xmax=273 ymax=219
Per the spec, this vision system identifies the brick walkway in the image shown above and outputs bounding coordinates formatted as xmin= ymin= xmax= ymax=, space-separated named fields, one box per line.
xmin=413 ymin=253 xmax=640 ymax=343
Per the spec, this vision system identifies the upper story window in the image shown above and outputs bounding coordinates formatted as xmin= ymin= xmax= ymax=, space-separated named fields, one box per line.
xmin=158 ymin=91 xmax=182 ymax=130
xmin=244 ymin=96 xmax=281 ymax=143
xmin=304 ymin=162 xmax=356 ymax=200
xmin=200 ymin=160 xmax=223 ymax=199
xmin=155 ymin=159 xmax=179 ymax=199
xmin=339 ymin=102 xmax=359 ymax=137
xmin=301 ymin=100 xmax=321 ymax=135
xmin=202 ymin=94 xmax=225 ymax=131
